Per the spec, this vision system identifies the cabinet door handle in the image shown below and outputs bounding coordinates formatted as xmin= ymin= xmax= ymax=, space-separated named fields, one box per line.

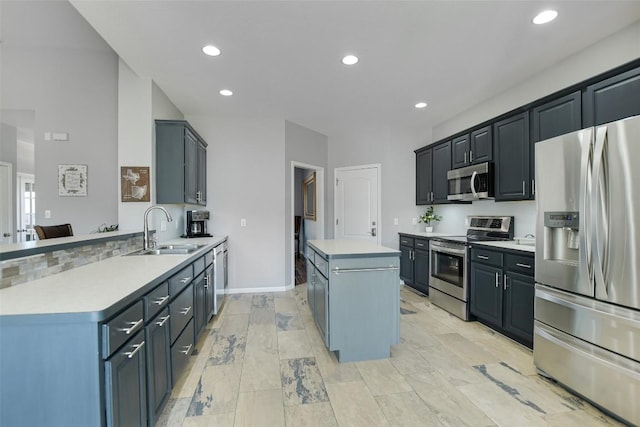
xmin=504 ymin=274 xmax=508 ymax=290
xmin=180 ymin=276 xmax=192 ymax=284
xmin=153 ymin=295 xmax=170 ymax=306
xmin=470 ymin=150 xmax=473 ymax=163
xmin=478 ymin=255 xmax=489 ymax=260
xmin=117 ymin=318 xmax=143 ymax=335
xmin=124 ymin=340 xmax=145 ymax=359
xmin=181 ymin=344 xmax=193 ymax=355
xmin=180 ymin=306 xmax=192 ymax=316
xmin=464 ymin=152 xmax=467 ymax=163
xmin=516 ymin=263 xmax=532 ymax=269
xmin=495 ymin=272 xmax=499 ymax=288
xmin=156 ymin=314 xmax=170 ymax=327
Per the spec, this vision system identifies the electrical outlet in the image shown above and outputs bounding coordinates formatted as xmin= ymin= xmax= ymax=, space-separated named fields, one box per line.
xmin=45 ymin=210 xmax=51 ymax=219
xmin=412 ymin=218 xmax=417 ymax=225
xmin=465 ymin=217 xmax=470 ymax=226
xmin=393 ymin=218 xmax=399 ymax=226
xmin=241 ymin=218 xmax=247 ymax=227
xmin=160 ymin=220 xmax=167 ymax=231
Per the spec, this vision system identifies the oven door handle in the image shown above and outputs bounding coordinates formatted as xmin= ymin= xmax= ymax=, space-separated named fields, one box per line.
xmin=431 ymin=245 xmax=466 ymax=256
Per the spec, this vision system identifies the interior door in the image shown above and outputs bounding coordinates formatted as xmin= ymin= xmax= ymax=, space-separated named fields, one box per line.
xmin=334 ymin=165 xmax=380 ymax=244
xmin=0 ymin=162 xmax=13 ymax=244
xmin=17 ymin=173 xmax=35 ymax=242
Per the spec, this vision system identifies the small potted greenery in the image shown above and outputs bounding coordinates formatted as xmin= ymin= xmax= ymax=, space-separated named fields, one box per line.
xmin=419 ymin=206 xmax=441 ymax=233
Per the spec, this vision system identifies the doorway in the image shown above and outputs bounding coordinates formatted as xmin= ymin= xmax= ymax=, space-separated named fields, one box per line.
xmin=334 ymin=164 xmax=381 ymax=244
xmin=291 ymin=162 xmax=324 ymax=288
xmin=17 ymin=173 xmax=36 ymax=242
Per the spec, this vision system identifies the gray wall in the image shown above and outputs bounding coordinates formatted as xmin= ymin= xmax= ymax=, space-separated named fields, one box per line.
xmin=285 ymin=120 xmax=328 ymax=287
xmin=188 ymin=115 xmax=287 ymax=292
xmin=1 ymin=0 xmax=118 ymax=235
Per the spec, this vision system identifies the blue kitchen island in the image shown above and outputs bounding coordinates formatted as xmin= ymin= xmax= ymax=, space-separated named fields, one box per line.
xmin=306 ymin=239 xmax=400 ymax=362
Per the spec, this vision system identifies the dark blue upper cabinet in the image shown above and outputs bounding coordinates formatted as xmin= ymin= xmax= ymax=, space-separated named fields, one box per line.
xmin=415 ymin=148 xmax=433 ymax=205
xmin=452 ymin=134 xmax=470 ymax=169
xmin=494 ymin=112 xmax=530 ymax=201
xmin=432 ymin=141 xmax=452 ymax=204
xmin=470 ymin=125 xmax=493 ymax=164
xmin=583 ymin=66 xmax=640 ymax=127
xmin=532 ymin=91 xmax=582 ymax=143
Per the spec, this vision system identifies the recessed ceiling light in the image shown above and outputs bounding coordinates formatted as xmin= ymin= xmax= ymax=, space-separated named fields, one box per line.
xmin=219 ymin=89 xmax=233 ymax=96
xmin=202 ymin=45 xmax=221 ymax=56
xmin=341 ymin=55 xmax=359 ymax=65
xmin=415 ymin=102 xmax=428 ymax=109
xmin=533 ymin=10 xmax=558 ymax=25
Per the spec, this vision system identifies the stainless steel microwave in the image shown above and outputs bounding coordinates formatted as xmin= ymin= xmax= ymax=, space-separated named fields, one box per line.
xmin=447 ymin=162 xmax=494 ymax=201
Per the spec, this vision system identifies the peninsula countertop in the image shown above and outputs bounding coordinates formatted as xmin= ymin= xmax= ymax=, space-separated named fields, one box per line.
xmin=0 ymin=236 xmax=227 ymax=321
xmin=308 ymin=239 xmax=400 ymax=258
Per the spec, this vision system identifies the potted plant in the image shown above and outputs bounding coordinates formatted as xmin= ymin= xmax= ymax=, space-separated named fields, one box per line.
xmin=419 ymin=206 xmax=441 ymax=233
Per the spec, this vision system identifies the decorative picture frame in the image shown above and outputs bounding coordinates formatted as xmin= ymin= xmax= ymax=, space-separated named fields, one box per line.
xmin=303 ymin=172 xmax=316 ymax=221
xmin=58 ymin=164 xmax=87 ymax=197
xmin=120 ymin=166 xmax=150 ymax=202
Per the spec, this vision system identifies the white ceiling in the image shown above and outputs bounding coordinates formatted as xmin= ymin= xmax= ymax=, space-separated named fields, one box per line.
xmin=66 ymin=1 xmax=640 ymax=137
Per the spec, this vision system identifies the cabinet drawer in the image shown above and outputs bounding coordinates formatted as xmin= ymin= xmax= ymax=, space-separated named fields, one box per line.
xmin=168 ymin=264 xmax=194 ymax=296
xmin=414 ymin=238 xmax=429 ymax=250
xmin=170 ymin=283 xmax=194 ymax=344
xmin=471 ymin=248 xmax=503 ymax=267
xmin=145 ymin=282 xmax=170 ymax=321
xmin=171 ymin=318 xmax=194 ymax=386
xmin=205 ymin=249 xmax=214 ymax=267
xmin=399 ymin=236 xmax=414 ymax=247
xmin=192 ymin=256 xmax=206 ymax=277
xmin=505 ymin=254 xmax=535 ymax=276
xmin=314 ymin=254 xmax=329 ymax=278
xmin=103 ymin=301 xmax=144 ymax=358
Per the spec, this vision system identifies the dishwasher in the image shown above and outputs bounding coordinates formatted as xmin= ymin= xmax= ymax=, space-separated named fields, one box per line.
xmin=213 ymin=241 xmax=227 ymax=315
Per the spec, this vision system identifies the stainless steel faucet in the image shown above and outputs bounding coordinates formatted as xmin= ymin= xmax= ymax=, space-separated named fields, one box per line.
xmin=143 ymin=206 xmax=173 ymax=250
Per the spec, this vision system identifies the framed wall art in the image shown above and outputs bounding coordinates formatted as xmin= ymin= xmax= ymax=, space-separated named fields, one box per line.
xmin=58 ymin=164 xmax=87 ymax=197
xmin=120 ymin=166 xmax=150 ymax=202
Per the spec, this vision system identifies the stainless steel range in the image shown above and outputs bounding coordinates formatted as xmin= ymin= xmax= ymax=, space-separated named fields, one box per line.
xmin=429 ymin=216 xmax=513 ymax=320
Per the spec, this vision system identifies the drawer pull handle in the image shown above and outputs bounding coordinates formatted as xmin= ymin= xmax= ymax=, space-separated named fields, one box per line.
xmin=124 ymin=340 xmax=145 ymax=359
xmin=117 ymin=318 xmax=143 ymax=335
xmin=180 ymin=277 xmax=192 ymax=284
xmin=516 ymin=263 xmax=532 ymax=269
xmin=181 ymin=344 xmax=193 ymax=355
xmin=156 ymin=315 xmax=170 ymax=327
xmin=153 ymin=295 xmax=170 ymax=306
xmin=478 ymin=255 xmax=489 ymax=260
xmin=417 ymin=243 xmax=424 ymax=247
xmin=180 ymin=306 xmax=192 ymax=316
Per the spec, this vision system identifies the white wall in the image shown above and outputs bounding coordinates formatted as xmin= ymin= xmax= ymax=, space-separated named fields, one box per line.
xmin=434 ymin=21 xmax=640 ymax=140
xmin=1 ymin=0 xmax=118 ymax=235
xmin=188 ymin=116 xmax=286 ymax=292
xmin=285 ymin=120 xmax=328 ymax=287
xmin=327 ymin=125 xmax=430 ymax=249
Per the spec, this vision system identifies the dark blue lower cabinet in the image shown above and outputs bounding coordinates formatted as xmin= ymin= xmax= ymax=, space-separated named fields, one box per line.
xmin=105 ymin=329 xmax=148 ymax=427
xmin=171 ymin=318 xmax=195 ymax=385
xmin=146 ymin=308 xmax=172 ymax=426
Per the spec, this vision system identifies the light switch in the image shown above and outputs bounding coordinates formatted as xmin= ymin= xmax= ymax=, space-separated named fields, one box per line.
xmin=52 ymin=132 xmax=69 ymax=141
xmin=412 ymin=218 xmax=417 ymax=225
xmin=393 ymin=218 xmax=399 ymax=225
xmin=240 ymin=218 xmax=247 ymax=227
xmin=45 ymin=210 xmax=51 ymax=219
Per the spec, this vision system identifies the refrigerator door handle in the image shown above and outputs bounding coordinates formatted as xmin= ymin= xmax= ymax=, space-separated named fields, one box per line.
xmin=579 ymin=130 xmax=594 ymax=287
xmin=592 ymin=125 xmax=609 ymax=299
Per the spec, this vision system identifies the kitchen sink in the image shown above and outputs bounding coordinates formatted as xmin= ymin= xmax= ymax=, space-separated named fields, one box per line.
xmin=127 ymin=243 xmax=206 ymax=256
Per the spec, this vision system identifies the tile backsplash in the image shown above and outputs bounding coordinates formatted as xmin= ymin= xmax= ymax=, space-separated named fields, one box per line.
xmin=0 ymin=235 xmax=142 ymax=289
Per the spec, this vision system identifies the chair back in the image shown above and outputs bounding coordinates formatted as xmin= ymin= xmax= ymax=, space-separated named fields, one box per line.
xmin=34 ymin=224 xmax=74 ymax=240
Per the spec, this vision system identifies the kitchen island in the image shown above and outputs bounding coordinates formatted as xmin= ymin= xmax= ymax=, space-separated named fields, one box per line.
xmin=306 ymin=239 xmax=400 ymax=363
xmin=0 ymin=236 xmax=226 ymax=427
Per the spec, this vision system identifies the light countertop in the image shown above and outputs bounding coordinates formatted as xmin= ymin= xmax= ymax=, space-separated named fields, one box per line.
xmin=308 ymin=239 xmax=399 ymax=257
xmin=398 ymin=231 xmax=535 ymax=253
xmin=0 ymin=236 xmax=227 ymax=320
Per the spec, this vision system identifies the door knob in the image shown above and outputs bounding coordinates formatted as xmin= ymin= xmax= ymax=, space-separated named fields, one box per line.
xmin=371 ymin=227 xmax=377 ymax=236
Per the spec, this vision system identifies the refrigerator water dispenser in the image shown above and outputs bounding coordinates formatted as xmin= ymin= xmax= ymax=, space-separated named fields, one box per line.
xmin=543 ymin=212 xmax=579 ymax=262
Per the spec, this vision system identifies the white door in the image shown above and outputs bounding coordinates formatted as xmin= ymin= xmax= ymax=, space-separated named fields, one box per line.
xmin=335 ymin=164 xmax=380 ymax=244
xmin=0 ymin=162 xmax=13 ymax=244
xmin=17 ymin=173 xmax=36 ymax=242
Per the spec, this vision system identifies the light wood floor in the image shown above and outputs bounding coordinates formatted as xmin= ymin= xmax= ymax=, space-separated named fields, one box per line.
xmin=156 ymin=284 xmax=624 ymax=427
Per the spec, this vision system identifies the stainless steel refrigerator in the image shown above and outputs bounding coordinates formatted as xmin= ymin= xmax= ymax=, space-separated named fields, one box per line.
xmin=534 ymin=114 xmax=640 ymax=426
